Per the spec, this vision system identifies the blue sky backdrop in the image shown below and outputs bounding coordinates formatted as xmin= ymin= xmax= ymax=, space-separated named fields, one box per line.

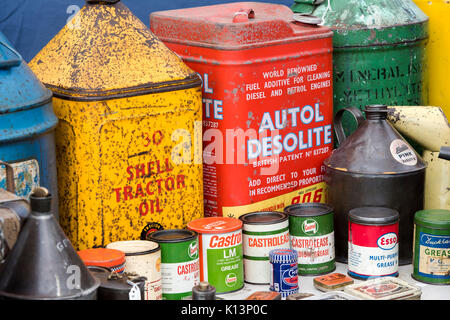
xmin=0 ymin=0 xmax=292 ymax=62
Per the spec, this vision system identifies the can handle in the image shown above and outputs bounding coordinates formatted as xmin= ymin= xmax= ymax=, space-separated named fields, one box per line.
xmin=0 ymin=40 xmax=22 ymax=69
xmin=333 ymin=107 xmax=365 ymax=146
xmin=438 ymin=146 xmax=450 ymax=161
xmin=0 ymin=161 xmax=15 ymax=194
xmin=232 ymin=8 xmax=255 ymax=23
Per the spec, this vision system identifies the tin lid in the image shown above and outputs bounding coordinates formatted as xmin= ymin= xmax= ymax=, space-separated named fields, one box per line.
xmin=414 ymin=209 xmax=450 ymax=229
xmin=269 ymin=248 xmax=297 ymax=264
xmin=313 ymin=273 xmax=354 ymax=291
xmin=187 ymin=217 xmax=242 ymax=234
xmin=106 ymin=240 xmax=160 ymax=256
xmin=29 ymin=1 xmax=200 ymax=101
xmin=296 ymin=0 xmax=428 ymax=48
xmin=239 ymin=211 xmax=288 ymax=225
xmin=348 ymin=207 xmax=399 ymax=226
xmin=284 ymin=202 xmax=333 ymax=217
xmin=147 ymin=229 xmax=197 ymax=243
xmin=150 ymin=2 xmax=333 ymax=51
xmin=343 ymin=277 xmax=421 ymax=300
xmin=78 ymin=248 xmax=125 ymax=269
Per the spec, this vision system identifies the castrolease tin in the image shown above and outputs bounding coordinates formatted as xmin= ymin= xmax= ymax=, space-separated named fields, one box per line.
xmin=348 ymin=207 xmax=399 ymax=280
xmin=284 ymin=203 xmax=335 ymax=275
xmin=148 ymin=229 xmax=200 ymax=299
xmin=269 ymin=248 xmax=299 ymax=298
xmin=187 ymin=217 xmax=244 ymax=294
xmin=239 ymin=211 xmax=290 ymax=284
xmin=412 ymin=209 xmax=450 ymax=285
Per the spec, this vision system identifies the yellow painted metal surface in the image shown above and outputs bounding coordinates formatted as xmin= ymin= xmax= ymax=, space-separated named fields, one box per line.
xmin=387 ymin=105 xmax=450 ymax=210
xmin=423 ymin=151 xmax=450 ymax=210
xmin=387 ymin=106 xmax=450 ymax=151
xmin=413 ymin=0 xmax=450 ymax=119
xmin=29 ymin=1 xmax=204 ymax=250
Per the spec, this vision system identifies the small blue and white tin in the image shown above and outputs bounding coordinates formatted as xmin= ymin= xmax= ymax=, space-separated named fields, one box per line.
xmin=269 ymin=249 xmax=299 ymax=298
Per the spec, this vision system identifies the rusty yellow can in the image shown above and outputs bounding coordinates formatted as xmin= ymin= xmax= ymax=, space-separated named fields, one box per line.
xmin=413 ymin=0 xmax=450 ymax=119
xmin=29 ymin=0 xmax=204 ymax=250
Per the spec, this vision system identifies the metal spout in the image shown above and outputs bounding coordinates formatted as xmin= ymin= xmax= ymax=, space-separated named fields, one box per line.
xmin=0 ymin=188 xmax=100 ymax=300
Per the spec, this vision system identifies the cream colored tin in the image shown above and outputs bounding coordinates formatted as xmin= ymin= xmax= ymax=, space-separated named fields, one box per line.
xmin=106 ymin=240 xmax=162 ymax=300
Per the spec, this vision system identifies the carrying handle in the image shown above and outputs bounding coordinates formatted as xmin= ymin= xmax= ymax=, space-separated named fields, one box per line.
xmin=333 ymin=107 xmax=365 ymax=146
xmin=232 ymin=8 xmax=255 ymax=23
xmin=0 ymin=161 xmax=15 ymax=194
xmin=0 ymin=40 xmax=22 ymax=69
xmin=438 ymin=146 xmax=450 ymax=161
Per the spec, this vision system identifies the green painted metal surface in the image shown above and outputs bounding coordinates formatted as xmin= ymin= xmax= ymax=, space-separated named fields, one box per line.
xmin=292 ymin=0 xmax=429 ymax=139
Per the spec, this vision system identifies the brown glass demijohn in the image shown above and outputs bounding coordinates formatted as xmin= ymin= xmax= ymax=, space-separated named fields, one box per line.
xmin=0 ymin=187 xmax=100 ymax=300
xmin=324 ymin=105 xmax=426 ymax=265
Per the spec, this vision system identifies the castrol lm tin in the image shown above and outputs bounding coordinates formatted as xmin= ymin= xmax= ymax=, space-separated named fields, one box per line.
xmin=348 ymin=207 xmax=400 ymax=280
xmin=187 ymin=217 xmax=244 ymax=294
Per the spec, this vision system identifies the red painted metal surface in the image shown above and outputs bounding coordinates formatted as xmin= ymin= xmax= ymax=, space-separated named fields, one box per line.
xmin=151 ymin=2 xmax=334 ymax=218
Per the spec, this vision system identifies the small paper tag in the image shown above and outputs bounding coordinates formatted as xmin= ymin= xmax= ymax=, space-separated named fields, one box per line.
xmin=128 ymin=280 xmax=141 ymax=300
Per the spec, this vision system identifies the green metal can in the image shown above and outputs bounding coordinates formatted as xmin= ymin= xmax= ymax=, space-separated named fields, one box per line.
xmin=148 ymin=229 xmax=200 ymax=299
xmin=292 ymin=0 xmax=429 ymax=138
xmin=284 ymin=203 xmax=335 ymax=275
xmin=412 ymin=209 xmax=450 ymax=285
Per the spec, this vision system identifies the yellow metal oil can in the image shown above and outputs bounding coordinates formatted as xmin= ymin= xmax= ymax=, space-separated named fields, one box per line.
xmin=29 ymin=0 xmax=204 ymax=250
xmin=413 ymin=0 xmax=450 ymax=119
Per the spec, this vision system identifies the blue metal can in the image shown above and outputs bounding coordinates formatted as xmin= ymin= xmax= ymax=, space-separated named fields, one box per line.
xmin=269 ymin=249 xmax=299 ymax=298
xmin=0 ymin=32 xmax=58 ymax=217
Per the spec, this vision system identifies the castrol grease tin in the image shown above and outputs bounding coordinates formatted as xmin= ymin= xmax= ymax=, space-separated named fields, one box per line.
xmin=106 ymin=240 xmax=162 ymax=300
xmin=148 ymin=229 xmax=200 ymax=299
xmin=412 ymin=209 xmax=450 ymax=285
xmin=239 ymin=211 xmax=290 ymax=284
xmin=150 ymin=3 xmax=334 ymax=218
xmin=348 ymin=207 xmax=399 ymax=280
xmin=269 ymin=249 xmax=299 ymax=298
xmin=187 ymin=217 xmax=244 ymax=293
xmin=285 ymin=203 xmax=335 ymax=275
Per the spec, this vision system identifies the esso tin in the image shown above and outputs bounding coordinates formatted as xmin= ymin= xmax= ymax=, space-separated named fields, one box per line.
xmin=348 ymin=207 xmax=400 ymax=280
xmin=150 ymin=2 xmax=334 ymax=218
xmin=187 ymin=217 xmax=244 ymax=294
xmin=269 ymin=248 xmax=299 ymax=299
xmin=239 ymin=211 xmax=290 ymax=284
xmin=285 ymin=202 xmax=335 ymax=275
xmin=148 ymin=229 xmax=200 ymax=300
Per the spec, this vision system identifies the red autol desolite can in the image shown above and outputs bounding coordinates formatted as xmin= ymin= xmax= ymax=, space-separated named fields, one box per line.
xmin=151 ymin=3 xmax=334 ymax=217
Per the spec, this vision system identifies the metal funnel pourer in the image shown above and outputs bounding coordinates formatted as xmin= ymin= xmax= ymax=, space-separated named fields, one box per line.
xmin=0 ymin=187 xmax=100 ymax=300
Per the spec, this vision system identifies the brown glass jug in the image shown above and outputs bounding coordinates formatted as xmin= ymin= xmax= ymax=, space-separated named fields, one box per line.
xmin=324 ymin=105 xmax=426 ymax=265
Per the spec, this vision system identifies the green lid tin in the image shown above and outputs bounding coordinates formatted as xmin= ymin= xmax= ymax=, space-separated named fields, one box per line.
xmin=414 ymin=209 xmax=450 ymax=229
